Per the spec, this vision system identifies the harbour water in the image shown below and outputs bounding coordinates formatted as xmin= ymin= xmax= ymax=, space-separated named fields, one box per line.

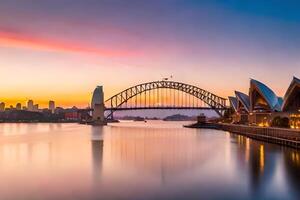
xmin=0 ymin=121 xmax=299 ymax=200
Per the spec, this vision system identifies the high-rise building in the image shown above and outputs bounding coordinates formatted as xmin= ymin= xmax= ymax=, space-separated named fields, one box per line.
xmin=49 ymin=100 xmax=55 ymax=113
xmin=27 ymin=100 xmax=34 ymax=111
xmin=33 ymin=104 xmax=39 ymax=111
xmin=16 ymin=103 xmax=21 ymax=110
xmin=0 ymin=102 xmax=5 ymax=112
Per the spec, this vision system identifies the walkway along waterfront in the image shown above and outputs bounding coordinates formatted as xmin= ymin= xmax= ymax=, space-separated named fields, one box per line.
xmin=218 ymin=123 xmax=300 ymax=149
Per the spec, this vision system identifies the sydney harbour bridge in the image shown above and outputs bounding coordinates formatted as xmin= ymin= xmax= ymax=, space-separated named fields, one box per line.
xmin=91 ymin=80 xmax=228 ymax=122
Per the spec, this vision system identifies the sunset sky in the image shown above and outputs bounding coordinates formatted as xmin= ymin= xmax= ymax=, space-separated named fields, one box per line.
xmin=1 ymin=0 xmax=300 ymax=108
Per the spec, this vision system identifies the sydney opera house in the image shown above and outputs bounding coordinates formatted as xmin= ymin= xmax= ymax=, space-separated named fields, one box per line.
xmin=229 ymin=77 xmax=300 ymax=128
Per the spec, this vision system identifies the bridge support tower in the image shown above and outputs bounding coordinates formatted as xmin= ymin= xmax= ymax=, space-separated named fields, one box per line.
xmin=91 ymin=86 xmax=107 ymax=125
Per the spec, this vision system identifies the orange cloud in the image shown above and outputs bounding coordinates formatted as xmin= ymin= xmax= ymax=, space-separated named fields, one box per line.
xmin=0 ymin=30 xmax=134 ymax=57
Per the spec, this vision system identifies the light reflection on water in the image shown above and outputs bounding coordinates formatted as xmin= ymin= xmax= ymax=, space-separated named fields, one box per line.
xmin=0 ymin=121 xmax=299 ymax=200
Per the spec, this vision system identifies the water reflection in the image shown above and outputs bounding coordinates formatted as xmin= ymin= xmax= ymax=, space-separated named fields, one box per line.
xmin=101 ymin=126 xmax=217 ymax=183
xmin=284 ymin=149 xmax=300 ymax=197
xmin=0 ymin=122 xmax=299 ymax=200
xmin=232 ymin=133 xmax=300 ymax=199
xmin=91 ymin=126 xmax=104 ymax=183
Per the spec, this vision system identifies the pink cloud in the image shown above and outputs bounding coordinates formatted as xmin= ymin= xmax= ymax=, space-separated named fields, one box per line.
xmin=0 ymin=29 xmax=136 ymax=57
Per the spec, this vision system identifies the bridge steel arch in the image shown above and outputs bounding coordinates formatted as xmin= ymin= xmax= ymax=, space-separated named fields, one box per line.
xmin=104 ymin=80 xmax=227 ymax=119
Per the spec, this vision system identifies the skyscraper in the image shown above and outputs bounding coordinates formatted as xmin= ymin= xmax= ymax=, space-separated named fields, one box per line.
xmin=27 ymin=100 xmax=34 ymax=111
xmin=0 ymin=102 xmax=5 ymax=112
xmin=49 ymin=100 xmax=55 ymax=113
xmin=33 ymin=104 xmax=39 ymax=111
xmin=16 ymin=103 xmax=21 ymax=110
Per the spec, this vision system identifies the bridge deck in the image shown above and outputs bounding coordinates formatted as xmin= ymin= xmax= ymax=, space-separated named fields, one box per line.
xmin=105 ymin=106 xmax=227 ymax=111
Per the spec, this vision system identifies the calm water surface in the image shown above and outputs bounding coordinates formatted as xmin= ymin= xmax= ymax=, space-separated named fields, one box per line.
xmin=0 ymin=121 xmax=299 ymax=200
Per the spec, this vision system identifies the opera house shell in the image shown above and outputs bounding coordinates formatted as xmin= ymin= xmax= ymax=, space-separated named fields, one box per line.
xmin=229 ymin=77 xmax=300 ymax=126
xmin=235 ymin=91 xmax=250 ymax=113
xmin=228 ymin=96 xmax=238 ymax=112
xmin=282 ymin=77 xmax=300 ymax=112
xmin=249 ymin=79 xmax=282 ymax=113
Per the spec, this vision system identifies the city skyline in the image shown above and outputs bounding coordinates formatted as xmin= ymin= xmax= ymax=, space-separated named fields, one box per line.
xmin=1 ymin=0 xmax=300 ymax=107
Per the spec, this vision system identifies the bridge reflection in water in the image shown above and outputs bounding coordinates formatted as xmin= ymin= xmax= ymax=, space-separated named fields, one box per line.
xmin=0 ymin=123 xmax=299 ymax=199
xmin=89 ymin=122 xmax=300 ymax=199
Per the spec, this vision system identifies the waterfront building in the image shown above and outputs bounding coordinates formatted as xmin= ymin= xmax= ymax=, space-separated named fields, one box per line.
xmin=64 ymin=111 xmax=80 ymax=121
xmin=228 ymin=96 xmax=238 ymax=112
xmin=248 ymin=79 xmax=282 ymax=125
xmin=235 ymin=91 xmax=250 ymax=123
xmin=0 ymin=102 xmax=5 ymax=112
xmin=16 ymin=103 xmax=21 ymax=110
xmin=281 ymin=77 xmax=300 ymax=129
xmin=229 ymin=77 xmax=300 ymax=128
xmin=282 ymin=77 xmax=300 ymax=112
xmin=27 ymin=100 xmax=34 ymax=111
xmin=33 ymin=104 xmax=39 ymax=111
xmin=49 ymin=100 xmax=55 ymax=113
xmin=249 ymin=79 xmax=282 ymax=113
xmin=228 ymin=96 xmax=239 ymax=123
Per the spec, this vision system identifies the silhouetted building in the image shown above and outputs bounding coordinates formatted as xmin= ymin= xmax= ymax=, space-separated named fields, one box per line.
xmin=33 ymin=104 xmax=39 ymax=111
xmin=0 ymin=102 xmax=5 ymax=112
xmin=27 ymin=100 xmax=34 ymax=111
xmin=0 ymin=110 xmax=44 ymax=122
xmin=16 ymin=103 xmax=21 ymax=110
xmin=49 ymin=100 xmax=55 ymax=113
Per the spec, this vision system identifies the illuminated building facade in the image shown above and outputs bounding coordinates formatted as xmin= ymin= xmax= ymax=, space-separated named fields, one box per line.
xmin=248 ymin=79 xmax=282 ymax=125
xmin=229 ymin=77 xmax=300 ymax=128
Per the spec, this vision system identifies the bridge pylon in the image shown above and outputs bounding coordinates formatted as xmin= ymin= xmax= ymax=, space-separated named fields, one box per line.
xmin=91 ymin=86 xmax=107 ymax=125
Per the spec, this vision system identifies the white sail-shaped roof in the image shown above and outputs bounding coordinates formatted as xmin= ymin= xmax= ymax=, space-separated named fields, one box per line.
xmin=228 ymin=96 xmax=238 ymax=112
xmin=235 ymin=91 xmax=250 ymax=112
xmin=282 ymin=76 xmax=300 ymax=111
xmin=250 ymin=79 xmax=282 ymax=111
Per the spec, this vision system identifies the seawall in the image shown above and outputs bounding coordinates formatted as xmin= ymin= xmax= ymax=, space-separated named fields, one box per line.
xmin=218 ymin=123 xmax=300 ymax=149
